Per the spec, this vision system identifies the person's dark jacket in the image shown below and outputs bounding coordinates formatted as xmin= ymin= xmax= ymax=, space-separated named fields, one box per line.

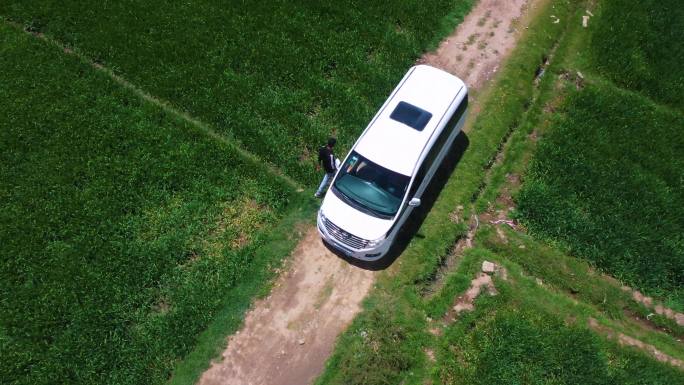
xmin=318 ymin=146 xmax=336 ymax=173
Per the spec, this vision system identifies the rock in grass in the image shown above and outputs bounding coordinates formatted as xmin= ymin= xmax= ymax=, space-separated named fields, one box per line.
xmin=482 ymin=261 xmax=496 ymax=274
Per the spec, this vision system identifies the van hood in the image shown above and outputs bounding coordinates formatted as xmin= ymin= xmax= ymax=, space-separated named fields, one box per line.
xmin=320 ymin=191 xmax=394 ymax=241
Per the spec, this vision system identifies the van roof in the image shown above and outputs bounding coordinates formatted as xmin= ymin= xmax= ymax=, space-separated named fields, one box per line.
xmin=355 ymin=65 xmax=466 ymax=176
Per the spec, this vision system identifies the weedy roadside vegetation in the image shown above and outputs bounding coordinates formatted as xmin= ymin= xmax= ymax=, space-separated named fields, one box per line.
xmin=437 ymin=265 xmax=684 ymax=385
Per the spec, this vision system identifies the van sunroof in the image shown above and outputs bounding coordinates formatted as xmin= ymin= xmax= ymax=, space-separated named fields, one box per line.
xmin=389 ymin=101 xmax=432 ymax=131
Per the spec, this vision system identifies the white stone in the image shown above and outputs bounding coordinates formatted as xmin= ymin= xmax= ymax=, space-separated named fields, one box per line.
xmin=482 ymin=261 xmax=496 ymax=274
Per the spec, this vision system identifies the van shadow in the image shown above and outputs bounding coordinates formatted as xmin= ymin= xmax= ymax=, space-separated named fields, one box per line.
xmin=323 ymin=131 xmax=470 ymax=270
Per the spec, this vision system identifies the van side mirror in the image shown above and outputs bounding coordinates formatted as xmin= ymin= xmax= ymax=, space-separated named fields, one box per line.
xmin=408 ymin=197 xmax=421 ymax=207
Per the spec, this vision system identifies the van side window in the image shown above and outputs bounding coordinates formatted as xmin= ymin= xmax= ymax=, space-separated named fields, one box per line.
xmin=408 ymin=95 xmax=468 ymax=199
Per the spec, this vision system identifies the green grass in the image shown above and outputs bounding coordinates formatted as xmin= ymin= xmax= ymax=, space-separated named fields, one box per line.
xmin=440 ymin=308 xmax=608 ymax=384
xmin=0 ymin=24 xmax=305 ymax=385
xmin=512 ymin=0 xmax=684 ymax=310
xmin=316 ymin=293 xmax=430 ymax=385
xmin=429 ymin=229 xmax=683 ymax=385
xmin=431 ymin=240 xmax=684 ymax=384
xmin=517 ymin=83 xmax=684 ymax=307
xmin=0 ymin=0 xmax=474 ymax=183
xmin=438 ymin=0 xmax=684 ymax=380
xmin=588 ymin=0 xmax=684 ymax=110
xmin=426 ymin=235 xmax=684 ymax=384
xmin=437 ymin=288 xmax=684 ymax=385
xmin=4 ymin=0 xmax=683 ymax=383
xmin=481 ymin=225 xmax=684 ymax=346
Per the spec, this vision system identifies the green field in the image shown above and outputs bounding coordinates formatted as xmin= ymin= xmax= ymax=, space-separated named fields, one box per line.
xmin=0 ymin=1 xmax=476 ymax=384
xmin=517 ymin=85 xmax=684 ymax=306
xmin=0 ymin=24 xmax=301 ymax=385
xmin=3 ymin=0 xmax=683 ymax=384
xmin=1 ymin=0 xmax=473 ymax=183
xmin=587 ymin=0 xmax=684 ymax=109
xmin=517 ymin=0 xmax=684 ymax=308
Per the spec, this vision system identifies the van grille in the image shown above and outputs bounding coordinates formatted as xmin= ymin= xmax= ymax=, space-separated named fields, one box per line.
xmin=323 ymin=218 xmax=369 ymax=249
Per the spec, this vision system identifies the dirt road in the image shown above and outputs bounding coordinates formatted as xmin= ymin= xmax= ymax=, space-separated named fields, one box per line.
xmin=197 ymin=1 xmax=535 ymax=384
xmin=421 ymin=0 xmax=530 ymax=91
xmin=198 ymin=229 xmax=374 ymax=385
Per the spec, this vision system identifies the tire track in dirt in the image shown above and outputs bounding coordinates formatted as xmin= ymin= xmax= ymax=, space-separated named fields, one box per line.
xmin=197 ymin=1 xmax=538 ymax=384
xmin=588 ymin=318 xmax=684 ymax=368
xmin=420 ymin=0 xmax=530 ymax=92
xmin=620 ymin=285 xmax=684 ymax=327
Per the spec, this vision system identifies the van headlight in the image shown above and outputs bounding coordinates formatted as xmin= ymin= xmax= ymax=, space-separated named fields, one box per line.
xmin=366 ymin=235 xmax=386 ymax=248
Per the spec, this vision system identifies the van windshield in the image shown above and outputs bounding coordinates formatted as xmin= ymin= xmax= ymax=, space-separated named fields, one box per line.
xmin=332 ymin=151 xmax=410 ymax=219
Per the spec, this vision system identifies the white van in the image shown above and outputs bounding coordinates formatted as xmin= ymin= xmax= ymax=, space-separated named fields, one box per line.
xmin=317 ymin=65 xmax=467 ymax=261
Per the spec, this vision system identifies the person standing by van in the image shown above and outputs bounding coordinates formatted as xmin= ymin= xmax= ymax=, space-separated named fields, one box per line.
xmin=314 ymin=137 xmax=337 ymax=198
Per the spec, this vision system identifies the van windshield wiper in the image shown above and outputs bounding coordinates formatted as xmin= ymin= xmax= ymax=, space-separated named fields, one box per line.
xmin=331 ymin=186 xmax=393 ymax=220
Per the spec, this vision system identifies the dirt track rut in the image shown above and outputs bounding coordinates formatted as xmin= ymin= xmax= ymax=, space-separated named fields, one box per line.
xmin=421 ymin=0 xmax=530 ymax=91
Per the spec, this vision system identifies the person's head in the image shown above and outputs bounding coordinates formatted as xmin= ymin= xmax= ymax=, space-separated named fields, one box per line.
xmin=327 ymin=137 xmax=337 ymax=148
